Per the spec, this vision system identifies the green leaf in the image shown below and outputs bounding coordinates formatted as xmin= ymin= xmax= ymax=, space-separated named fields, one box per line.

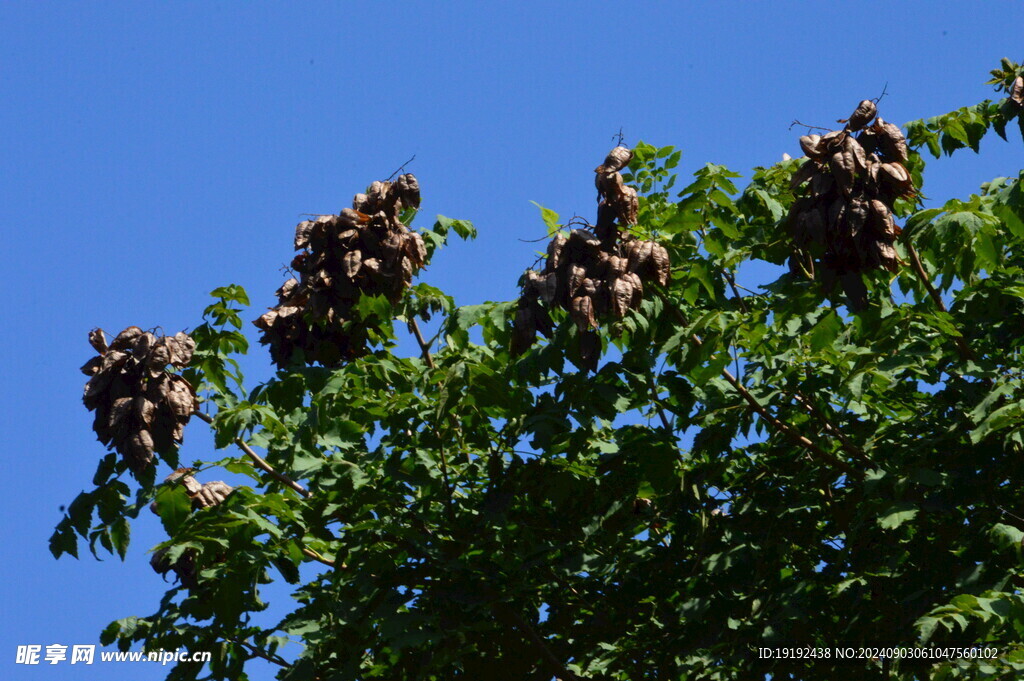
xmin=878 ymin=502 xmax=919 ymax=530
xmin=971 ymin=401 xmax=1024 ymax=443
xmin=153 ymin=486 xmax=193 ymax=535
xmin=530 ymin=201 xmax=561 ymax=232
xmin=110 ymin=517 xmax=130 ymax=560
xmin=806 ymin=310 xmax=843 ymax=352
xmin=435 ymin=215 xmax=477 ymax=240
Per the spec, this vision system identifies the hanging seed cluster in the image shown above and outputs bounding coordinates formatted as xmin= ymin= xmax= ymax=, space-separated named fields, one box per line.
xmin=787 ymin=100 xmax=916 ymax=306
xmin=80 ymin=327 xmax=198 ymax=475
xmin=511 ymin=147 xmax=669 ymax=369
xmin=150 ymin=469 xmax=233 ymax=587
xmin=255 ymin=174 xmax=426 ymax=367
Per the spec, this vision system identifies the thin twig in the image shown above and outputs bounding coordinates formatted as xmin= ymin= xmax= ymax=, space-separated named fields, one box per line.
xmin=437 ymin=436 xmax=454 ymax=519
xmin=647 ymin=374 xmax=673 ymax=432
xmin=386 ymin=154 xmax=416 ymax=181
xmin=225 ymin=637 xmax=291 ymax=669
xmin=192 ymin=410 xmax=311 ymax=498
xmin=792 ymin=392 xmax=873 ymax=468
xmin=789 ymin=120 xmax=832 ymax=133
xmin=518 ymin=215 xmax=591 ymax=243
xmin=722 ymin=270 xmax=749 ymax=313
xmin=409 ymin=318 xmax=436 ymax=369
xmin=872 ymin=82 xmax=889 ymax=104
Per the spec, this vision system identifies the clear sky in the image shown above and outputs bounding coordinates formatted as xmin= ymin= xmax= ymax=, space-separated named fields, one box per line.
xmin=1 ymin=2 xmax=1022 ymax=680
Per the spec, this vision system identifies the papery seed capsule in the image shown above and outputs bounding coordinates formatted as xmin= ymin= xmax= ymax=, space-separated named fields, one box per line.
xmin=821 ymin=130 xmax=847 ymax=153
xmin=599 ymin=146 xmax=633 ymax=174
xmin=829 ymin=150 xmax=855 ymax=196
xmin=799 ymin=134 xmax=824 ymax=159
xmin=570 ymin=296 xmax=597 ymax=331
xmin=650 ymin=244 xmax=670 ymax=286
xmin=847 ymin=100 xmax=877 ymax=132
xmin=874 ymin=119 xmax=909 ymax=163
xmin=546 ymin=234 xmax=567 ymax=272
xmin=843 ymin=135 xmax=868 ymax=176
xmin=88 ymin=328 xmax=109 ymax=354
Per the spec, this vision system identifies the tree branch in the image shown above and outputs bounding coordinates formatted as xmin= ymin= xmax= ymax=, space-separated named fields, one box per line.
xmin=409 ymin=318 xmax=436 ymax=369
xmin=496 ymin=603 xmax=582 ymax=681
xmin=722 ymin=269 xmax=749 ymax=313
xmin=301 ymin=546 xmax=339 ymax=569
xmin=192 ymin=410 xmax=310 ymax=498
xmin=225 ymin=636 xmax=291 ymax=669
xmin=653 ymin=288 xmax=861 ymax=479
xmin=646 ymin=373 xmax=673 ymax=432
xmin=906 ymin=242 xmax=976 ymax=362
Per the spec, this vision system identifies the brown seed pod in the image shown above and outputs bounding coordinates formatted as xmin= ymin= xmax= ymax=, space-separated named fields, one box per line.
xmin=395 ymin=173 xmax=421 ymax=209
xmin=867 ymin=199 xmax=896 ymax=240
xmin=88 ymin=328 xmax=109 ymax=354
xmin=80 ymin=356 xmax=103 ymax=376
xmin=829 ymin=149 xmax=855 ymax=196
xmin=610 ymin=276 xmax=635 ymax=317
xmin=566 ymin=264 xmax=587 ymax=299
xmin=193 ymin=480 xmax=234 ymax=509
xmin=597 ymin=146 xmax=633 ymax=174
xmin=546 ymin=234 xmax=567 ymax=272
xmin=109 ymin=326 xmax=144 ymax=352
xmin=404 ymin=232 xmax=427 ymax=268
xmin=787 ymin=104 xmax=914 ymax=304
xmin=570 ymin=295 xmax=597 ymax=331
xmin=820 ymin=130 xmax=847 ymax=153
xmin=294 ymin=220 xmax=314 ymax=250
xmin=843 ymin=135 xmax=868 ymax=176
xmin=1011 ymin=76 xmax=1024 ymax=106
xmin=878 ymin=162 xmax=914 ymax=197
xmin=873 ymin=119 xmax=909 ymax=163
xmin=845 ymin=99 xmax=877 ymax=132
xmin=799 ymin=135 xmax=825 ymax=160
xmin=650 ymin=243 xmax=671 ymax=287
xmin=626 ymin=240 xmax=654 ymax=274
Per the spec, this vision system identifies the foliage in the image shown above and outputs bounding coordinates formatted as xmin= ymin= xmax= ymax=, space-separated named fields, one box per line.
xmin=52 ymin=59 xmax=1024 ymax=680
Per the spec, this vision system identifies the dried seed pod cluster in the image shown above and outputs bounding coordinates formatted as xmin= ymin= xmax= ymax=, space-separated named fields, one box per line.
xmin=787 ymin=101 xmax=916 ymax=307
xmin=150 ymin=469 xmax=233 ymax=588
xmin=80 ymin=327 xmax=198 ymax=475
xmin=255 ymin=175 xmax=426 ymax=367
xmin=512 ymin=147 xmax=669 ymax=369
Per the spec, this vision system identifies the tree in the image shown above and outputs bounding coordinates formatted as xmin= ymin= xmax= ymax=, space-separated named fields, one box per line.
xmin=52 ymin=59 xmax=1024 ymax=680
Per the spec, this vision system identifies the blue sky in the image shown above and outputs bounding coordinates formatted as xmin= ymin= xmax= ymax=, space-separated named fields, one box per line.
xmin=1 ymin=2 xmax=1022 ymax=680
